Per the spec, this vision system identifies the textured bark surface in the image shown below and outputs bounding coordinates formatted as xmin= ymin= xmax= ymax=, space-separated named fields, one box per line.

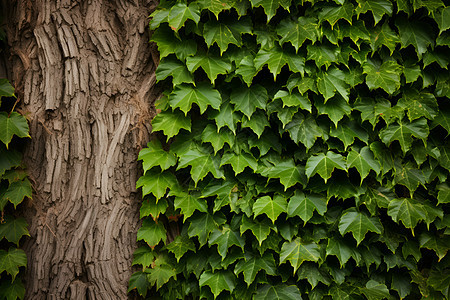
xmin=3 ymin=0 xmax=158 ymax=298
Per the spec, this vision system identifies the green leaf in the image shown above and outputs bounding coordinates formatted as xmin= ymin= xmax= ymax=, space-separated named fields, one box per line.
xmin=201 ymin=124 xmax=234 ymax=154
xmin=156 ymin=58 xmax=194 ymax=86
xmin=148 ymin=264 xmax=177 ymax=290
xmin=199 ymin=270 xmax=236 ymax=299
xmin=437 ymin=183 xmax=450 ymax=204
xmin=280 ymin=237 xmax=320 ymax=273
xmin=168 ymin=3 xmax=200 ymax=32
xmin=316 ymin=67 xmax=350 ymax=102
xmin=370 ymin=141 xmax=394 ymax=175
xmin=427 ymin=269 xmax=450 ymax=294
xmin=396 ymin=15 xmax=434 ymax=59
xmin=254 ymin=284 xmax=302 ymax=300
xmin=0 ymin=248 xmax=27 ymax=281
xmin=396 ymin=89 xmax=438 ymax=121
xmin=315 ymin=96 xmax=352 ymax=127
xmin=151 ymin=26 xmax=197 ymax=61
xmin=140 ymin=196 xmax=168 ymax=220
xmin=307 ymin=43 xmax=342 ymax=70
xmin=174 ymin=192 xmax=208 ymax=220
xmin=250 ymin=0 xmax=291 ymax=22
xmin=387 ymin=198 xmax=426 ymax=230
xmin=0 ymin=278 xmax=25 ymax=300
xmin=188 ymin=213 xmax=224 ymax=246
xmin=230 ymin=84 xmax=268 ymax=119
xmin=136 ymin=169 xmax=178 ymax=200
xmin=306 ymin=151 xmax=347 ymax=183
xmin=0 ymin=79 xmax=15 ymax=100
xmin=369 ymin=21 xmax=400 ymax=54
xmin=434 ymin=6 xmax=450 ymax=34
xmin=273 ymin=90 xmax=311 ymax=112
xmin=221 ymin=151 xmax=258 ymax=175
xmin=132 ymin=246 xmax=154 ymax=269
xmin=0 ymin=216 xmax=29 ymax=246
xmin=186 ymin=54 xmax=232 ymax=84
xmin=197 ymin=0 xmax=236 ymax=18
xmin=277 ymin=17 xmax=319 ymax=52
xmin=165 ymin=235 xmax=196 ymax=262
xmin=241 ymin=110 xmax=270 ymax=138
xmin=209 ymin=224 xmax=245 ymax=259
xmin=240 ymin=215 xmax=274 ymax=246
xmin=363 ymin=59 xmax=402 ymax=94
xmin=168 ymin=83 xmax=222 ymax=115
xmin=391 ymin=273 xmax=412 ymax=299
xmin=254 ymin=47 xmax=305 ymax=79
xmin=138 ymin=140 xmax=177 ymax=172
xmin=433 ymin=107 xmax=450 ymax=135
xmin=287 ymin=191 xmax=327 ymax=223
xmin=128 ymin=271 xmax=149 ymax=297
xmin=318 ymin=3 xmax=354 ymax=28
xmin=355 ymin=0 xmax=393 ymax=25
xmin=286 ymin=113 xmax=326 ymax=149
xmin=234 ymin=252 xmax=277 ymax=286
xmin=297 ymin=262 xmax=331 ymax=289
xmin=177 ymin=145 xmax=224 ymax=184
xmin=339 ymin=208 xmax=383 ymax=245
xmin=151 ymin=109 xmax=191 ymax=141
xmin=235 ymin=55 xmax=257 ymax=86
xmin=346 ymin=146 xmax=381 ymax=184
xmin=209 ymin=100 xmax=240 ymax=134
xmin=286 ymin=74 xmax=318 ymax=95
xmin=330 ymin=120 xmax=369 ymax=150
xmin=379 ymin=118 xmax=429 ymax=154
xmin=423 ymin=48 xmax=450 ymax=69
xmin=326 ymin=237 xmax=361 ymax=267
xmin=261 ymin=158 xmax=306 ymax=190
xmin=0 ymin=147 xmax=21 ymax=178
xmin=1 ymin=178 xmax=32 ymax=209
xmin=203 ymin=18 xmax=252 ymax=54
xmin=360 ymin=280 xmax=391 ymax=300
xmin=0 ymin=112 xmax=30 ymax=149
xmin=419 ymin=232 xmax=450 ymax=261
xmin=136 ymin=218 xmax=166 ymax=247
xmin=253 ymin=195 xmax=287 ymax=223
xmin=394 ymin=161 xmax=426 ymax=194
xmin=403 ymin=60 xmax=421 ymax=84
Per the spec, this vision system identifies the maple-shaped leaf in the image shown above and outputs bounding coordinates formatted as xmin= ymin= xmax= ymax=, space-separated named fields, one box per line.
xmin=254 ymin=47 xmax=305 ymax=80
xmin=0 ymin=79 xmax=15 ymax=101
xmin=297 ymin=262 xmax=332 ymax=288
xmin=186 ymin=54 xmax=232 ymax=84
xmin=402 ymin=60 xmax=421 ymax=84
xmin=230 ymin=84 xmax=268 ymax=119
xmin=168 ymin=3 xmax=200 ymax=32
xmin=286 ymin=74 xmax=318 ymax=95
xmin=165 ymin=235 xmax=196 ymax=262
xmin=419 ymin=232 xmax=450 ymax=261
xmin=360 ymin=280 xmax=391 ymax=300
xmin=260 ymin=158 xmax=307 ymax=190
xmin=287 ymin=190 xmax=327 ymax=223
xmin=0 ymin=277 xmax=25 ymax=300
xmin=128 ymin=271 xmax=149 ymax=297
xmin=316 ymin=67 xmax=350 ymax=102
xmin=0 ymin=216 xmax=29 ymax=246
xmin=363 ymin=59 xmax=402 ymax=94
xmin=1 ymin=178 xmax=32 ymax=209
xmin=209 ymin=224 xmax=245 ymax=259
xmin=255 ymin=284 xmax=302 ymax=300
xmin=393 ymin=161 xmax=426 ymax=194
xmin=248 ymin=130 xmax=282 ymax=156
xmin=151 ymin=26 xmax=197 ymax=60
xmin=132 ymin=246 xmax=154 ymax=269
xmin=273 ymin=90 xmax=311 ymax=112
xmin=235 ymin=55 xmax=257 ymax=86
xmin=240 ymin=215 xmax=274 ymax=246
xmin=338 ymin=208 xmax=383 ymax=245
xmin=234 ymin=252 xmax=277 ymax=286
xmin=0 ymin=112 xmax=30 ymax=149
xmin=267 ymin=99 xmax=297 ymax=128
xmin=136 ymin=169 xmax=178 ymax=200
xmin=437 ymin=183 xmax=450 ymax=204
xmin=149 ymin=8 xmax=169 ymax=30
xmin=177 ymin=145 xmax=224 ymax=184
xmin=169 ymin=83 xmax=222 ymax=115
xmin=151 ymin=109 xmax=191 ymax=141
xmin=250 ymin=0 xmax=291 ymax=22
xmin=148 ymin=264 xmax=177 ymax=290
xmin=277 ymin=17 xmax=319 ymax=52
xmin=188 ymin=212 xmax=225 ymax=246
xmin=355 ymin=0 xmax=393 ymax=25
xmin=199 ymin=270 xmax=236 ymax=299
xmin=203 ymin=18 xmax=252 ymax=55
xmin=387 ymin=198 xmax=426 ymax=230
xmin=369 ymin=21 xmax=400 ymax=54
xmin=433 ymin=107 xmax=450 ymax=135
xmin=253 ymin=195 xmax=287 ymax=223
xmin=306 ymin=151 xmax=347 ymax=183
xmin=241 ymin=110 xmax=270 ymax=138
xmin=0 ymin=147 xmax=21 ymax=177
xmin=396 ymin=15 xmax=434 ymax=59
xmin=434 ymin=6 xmax=450 ymax=34
xmin=140 ymin=196 xmax=168 ymax=219
xmin=330 ymin=120 xmax=368 ymax=150
xmin=318 ymin=3 xmax=354 ymax=28
xmin=137 ymin=218 xmax=166 ymax=247
xmin=326 ymin=237 xmax=361 ymax=267
xmin=280 ymin=238 xmax=320 ymax=273
xmin=285 ymin=112 xmax=327 ymax=150
xmin=209 ymin=100 xmax=240 ymax=134
xmin=201 ymin=124 xmax=234 ymax=154
xmin=200 ymin=179 xmax=236 ymax=212
xmin=174 ymin=192 xmax=208 ymax=221
xmin=197 ymin=0 xmax=236 ymax=19
xmin=396 ymin=89 xmax=438 ymax=121
xmin=0 ymin=247 xmax=27 ymax=281
xmin=346 ymin=146 xmax=381 ymax=184
xmin=306 ymin=43 xmax=343 ymax=70
xmin=379 ymin=118 xmax=429 ymax=154
xmin=427 ymin=269 xmax=450 ymax=297
xmin=423 ymin=48 xmax=450 ymax=69
xmin=156 ymin=58 xmax=194 ymax=86
xmin=221 ymin=151 xmax=258 ymax=175
xmin=138 ymin=140 xmax=177 ymax=172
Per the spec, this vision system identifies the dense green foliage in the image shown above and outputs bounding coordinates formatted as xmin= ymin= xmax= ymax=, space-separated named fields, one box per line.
xmin=0 ymin=39 xmax=30 ymax=299
xmin=130 ymin=0 xmax=450 ymax=298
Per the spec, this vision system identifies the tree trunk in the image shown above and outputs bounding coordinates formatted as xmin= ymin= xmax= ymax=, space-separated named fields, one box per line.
xmin=3 ymin=0 xmax=158 ymax=298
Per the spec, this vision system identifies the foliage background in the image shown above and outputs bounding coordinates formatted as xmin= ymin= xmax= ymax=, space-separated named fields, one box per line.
xmin=130 ymin=0 xmax=450 ymax=298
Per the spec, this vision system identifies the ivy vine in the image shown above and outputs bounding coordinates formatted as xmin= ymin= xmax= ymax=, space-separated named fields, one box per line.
xmin=130 ymin=0 xmax=450 ymax=298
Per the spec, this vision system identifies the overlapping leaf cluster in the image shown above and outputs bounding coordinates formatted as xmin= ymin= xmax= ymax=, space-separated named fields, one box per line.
xmin=130 ymin=0 xmax=450 ymax=298
xmin=0 ymin=78 xmax=29 ymax=300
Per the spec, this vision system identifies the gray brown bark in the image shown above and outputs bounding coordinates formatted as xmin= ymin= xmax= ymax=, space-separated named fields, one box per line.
xmin=3 ymin=0 xmax=158 ymax=298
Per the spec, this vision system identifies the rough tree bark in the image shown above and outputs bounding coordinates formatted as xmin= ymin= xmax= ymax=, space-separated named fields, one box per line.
xmin=3 ymin=0 xmax=158 ymax=298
